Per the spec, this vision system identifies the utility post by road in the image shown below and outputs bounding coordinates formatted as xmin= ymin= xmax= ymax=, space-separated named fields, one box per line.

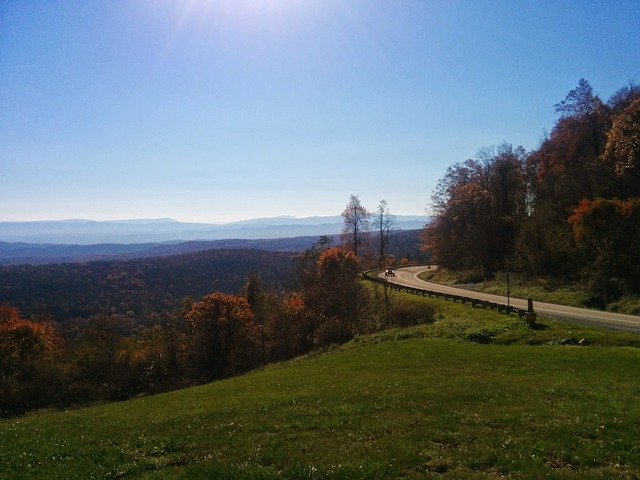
xmin=526 ymin=298 xmax=537 ymax=326
xmin=503 ymin=257 xmax=511 ymax=308
xmin=501 ymin=265 xmax=512 ymax=308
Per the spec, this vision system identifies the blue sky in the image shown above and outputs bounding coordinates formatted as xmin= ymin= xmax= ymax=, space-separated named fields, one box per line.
xmin=1 ymin=0 xmax=639 ymax=223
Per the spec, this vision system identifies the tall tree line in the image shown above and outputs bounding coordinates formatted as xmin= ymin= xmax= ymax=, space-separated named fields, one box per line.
xmin=421 ymin=79 xmax=640 ymax=305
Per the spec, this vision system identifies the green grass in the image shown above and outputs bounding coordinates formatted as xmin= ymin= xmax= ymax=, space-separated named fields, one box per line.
xmin=417 ymin=268 xmax=640 ymax=314
xmin=473 ymin=279 xmax=640 ymax=315
xmin=371 ymin=290 xmax=640 ymax=347
xmin=2 ymin=293 xmax=640 ymax=479
xmin=472 ymin=280 xmax=587 ymax=309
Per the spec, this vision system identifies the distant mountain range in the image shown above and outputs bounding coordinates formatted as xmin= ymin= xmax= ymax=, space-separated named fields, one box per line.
xmin=0 ymin=215 xmax=428 ymax=244
xmin=0 ymin=237 xmax=324 ymax=266
xmin=0 ymin=216 xmax=429 ymax=265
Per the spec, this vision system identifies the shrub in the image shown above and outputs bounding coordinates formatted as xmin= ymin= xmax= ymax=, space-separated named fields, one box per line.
xmin=387 ymin=300 xmax=437 ymax=328
xmin=314 ymin=316 xmax=353 ymax=347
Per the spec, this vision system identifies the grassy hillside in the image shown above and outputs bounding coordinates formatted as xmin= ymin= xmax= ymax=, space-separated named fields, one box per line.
xmin=1 ymin=295 xmax=639 ymax=479
xmin=418 ymin=267 xmax=640 ymax=315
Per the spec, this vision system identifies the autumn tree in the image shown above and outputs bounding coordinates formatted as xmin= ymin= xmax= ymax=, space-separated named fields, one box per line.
xmin=186 ymin=292 xmax=259 ymax=381
xmin=114 ymin=309 xmax=190 ymax=395
xmin=65 ymin=311 xmax=134 ymax=402
xmin=607 ymin=82 xmax=640 ymax=114
xmin=602 ymin=96 xmax=640 ymax=197
xmin=372 ymin=199 xmax=396 ymax=266
xmin=514 ymin=79 xmax=639 ymax=281
xmin=554 ymin=78 xmax=603 ymax=119
xmin=263 ymin=292 xmax=313 ymax=361
xmin=0 ymin=305 xmax=60 ymax=371
xmin=281 ymin=292 xmax=313 ymax=354
xmin=421 ymin=144 xmax=529 ymax=276
xmin=0 ymin=304 xmax=62 ymax=416
xmin=244 ymin=274 xmax=267 ymax=365
xmin=568 ymin=198 xmax=640 ymax=305
xmin=341 ymin=194 xmax=370 ymax=257
xmin=294 ymin=235 xmax=333 ymax=293
xmin=531 ymin=79 xmax=610 ymax=213
xmin=315 ymin=247 xmax=360 ymax=323
xmin=421 ymin=159 xmax=484 ymax=271
xmin=295 ymin=240 xmax=364 ymax=347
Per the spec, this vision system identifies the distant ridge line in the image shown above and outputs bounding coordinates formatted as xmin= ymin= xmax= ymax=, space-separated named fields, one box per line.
xmin=0 ymin=215 xmax=430 ymax=245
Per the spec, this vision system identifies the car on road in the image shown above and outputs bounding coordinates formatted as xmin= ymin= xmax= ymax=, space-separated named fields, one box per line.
xmin=384 ymin=268 xmax=396 ymax=277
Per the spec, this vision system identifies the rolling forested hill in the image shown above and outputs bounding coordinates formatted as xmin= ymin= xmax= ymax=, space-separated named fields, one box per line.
xmin=0 ymin=249 xmax=297 ymax=323
xmin=0 ymin=230 xmax=426 ymax=323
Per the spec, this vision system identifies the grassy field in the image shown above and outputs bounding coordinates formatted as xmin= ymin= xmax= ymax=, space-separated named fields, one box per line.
xmin=417 ymin=267 xmax=640 ymax=315
xmin=2 ymin=293 xmax=640 ymax=479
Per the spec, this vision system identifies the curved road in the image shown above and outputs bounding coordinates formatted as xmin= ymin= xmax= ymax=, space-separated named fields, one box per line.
xmin=390 ymin=266 xmax=640 ymax=333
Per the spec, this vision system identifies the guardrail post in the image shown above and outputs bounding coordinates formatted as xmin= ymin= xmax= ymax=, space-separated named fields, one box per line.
xmin=526 ymin=298 xmax=537 ymax=326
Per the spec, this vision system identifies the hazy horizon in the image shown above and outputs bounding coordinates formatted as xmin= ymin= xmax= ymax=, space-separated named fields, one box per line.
xmin=0 ymin=213 xmax=428 ymax=225
xmin=0 ymin=213 xmax=429 ymax=246
xmin=2 ymin=1 xmax=638 ymax=223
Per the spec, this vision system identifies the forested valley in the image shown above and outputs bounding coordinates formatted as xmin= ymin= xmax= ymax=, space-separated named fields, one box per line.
xmin=422 ymin=79 xmax=640 ymax=310
xmin=0 ymin=230 xmax=425 ymax=417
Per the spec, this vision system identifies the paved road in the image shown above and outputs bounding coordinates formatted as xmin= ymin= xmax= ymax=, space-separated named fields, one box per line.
xmin=390 ymin=266 xmax=640 ymax=333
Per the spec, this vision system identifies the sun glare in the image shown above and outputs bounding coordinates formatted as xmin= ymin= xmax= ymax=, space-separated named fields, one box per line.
xmin=147 ymin=0 xmax=332 ymax=72
xmin=171 ymin=0 xmax=322 ymax=31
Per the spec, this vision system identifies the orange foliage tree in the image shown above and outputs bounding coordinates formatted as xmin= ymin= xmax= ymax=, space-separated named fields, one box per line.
xmin=0 ymin=304 xmax=59 ymax=367
xmin=422 ymin=145 xmax=529 ymax=276
xmin=603 ymin=96 xmax=640 ymax=197
xmin=264 ymin=292 xmax=313 ymax=363
xmin=0 ymin=304 xmax=62 ymax=416
xmin=186 ymin=292 xmax=260 ymax=381
xmin=568 ymin=198 xmax=640 ymax=304
xmin=307 ymin=246 xmax=362 ymax=346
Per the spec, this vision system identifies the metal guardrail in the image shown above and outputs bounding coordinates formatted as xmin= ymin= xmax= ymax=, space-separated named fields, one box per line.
xmin=362 ymin=268 xmax=536 ymax=321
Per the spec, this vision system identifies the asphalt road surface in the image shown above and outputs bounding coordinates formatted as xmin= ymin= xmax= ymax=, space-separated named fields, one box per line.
xmin=391 ymin=266 xmax=640 ymax=333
